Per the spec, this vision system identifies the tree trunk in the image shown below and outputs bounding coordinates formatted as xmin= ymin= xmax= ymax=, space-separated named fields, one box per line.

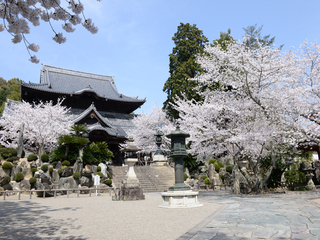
xmin=37 ymin=147 xmax=44 ymax=165
xmin=233 ymin=166 xmax=240 ymax=194
xmin=64 ymin=144 xmax=69 ymax=160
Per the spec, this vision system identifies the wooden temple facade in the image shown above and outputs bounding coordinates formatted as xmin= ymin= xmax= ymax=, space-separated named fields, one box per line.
xmin=21 ymin=65 xmax=146 ymax=165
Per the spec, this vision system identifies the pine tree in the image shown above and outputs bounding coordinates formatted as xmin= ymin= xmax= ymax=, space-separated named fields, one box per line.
xmin=242 ymin=24 xmax=283 ymax=49
xmin=163 ymin=23 xmax=208 ymax=119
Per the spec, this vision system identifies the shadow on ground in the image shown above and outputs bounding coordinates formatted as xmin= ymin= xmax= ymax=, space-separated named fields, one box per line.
xmin=0 ymin=200 xmax=86 ymax=240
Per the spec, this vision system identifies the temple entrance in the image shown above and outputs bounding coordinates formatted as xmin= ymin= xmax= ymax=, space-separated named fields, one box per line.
xmin=88 ymin=130 xmax=126 ymax=166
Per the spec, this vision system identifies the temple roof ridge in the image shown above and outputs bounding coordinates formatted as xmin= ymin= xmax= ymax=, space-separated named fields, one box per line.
xmin=40 ymin=64 xmax=115 ymax=83
xmin=21 ymin=64 xmax=146 ymax=104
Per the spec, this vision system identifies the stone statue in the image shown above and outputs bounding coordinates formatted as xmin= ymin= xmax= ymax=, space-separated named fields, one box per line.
xmin=17 ymin=123 xmax=24 ymax=158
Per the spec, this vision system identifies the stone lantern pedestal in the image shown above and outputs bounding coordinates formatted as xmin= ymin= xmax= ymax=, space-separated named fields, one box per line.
xmin=123 ymin=158 xmax=139 ymax=187
xmin=305 ymin=167 xmax=315 ymax=190
xmin=120 ymin=158 xmax=145 ymax=201
xmin=159 ymin=127 xmax=202 ymax=208
xmin=112 ymin=137 xmax=145 ymax=201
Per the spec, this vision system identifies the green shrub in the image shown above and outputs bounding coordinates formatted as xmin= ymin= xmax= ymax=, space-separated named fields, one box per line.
xmin=209 ymin=159 xmax=217 ymax=165
xmin=6 ymin=176 xmax=10 ymax=183
xmin=41 ymin=165 xmax=48 ymax=172
xmin=105 ymin=179 xmax=112 ymax=187
xmin=2 ymin=161 xmax=12 ymax=169
xmin=73 ymin=172 xmax=80 ymax=179
xmin=184 ymin=173 xmax=188 ymax=181
xmin=49 ymin=167 xmax=53 ymax=173
xmin=52 ymin=161 xmax=57 ymax=167
xmin=204 ymin=178 xmax=211 ymax=185
xmin=61 ymin=166 xmax=67 ymax=170
xmin=190 ymin=174 xmax=194 ymax=179
xmin=218 ymin=162 xmax=224 ymax=168
xmin=29 ymin=177 xmax=37 ymax=184
xmin=41 ymin=154 xmax=49 ymax=162
xmin=200 ymin=175 xmax=207 ymax=180
xmin=61 ymin=160 xmax=70 ymax=166
xmin=96 ymin=172 xmax=104 ymax=178
xmin=97 ymin=166 xmax=101 ymax=172
xmin=0 ymin=147 xmax=17 ymax=159
xmin=107 ymin=172 xmax=112 ymax=179
xmin=27 ymin=154 xmax=38 ymax=162
xmin=31 ymin=167 xmax=38 ymax=173
xmin=220 ymin=174 xmax=225 ymax=183
xmin=226 ymin=165 xmax=233 ymax=173
xmin=285 ymin=166 xmax=306 ymax=189
xmin=58 ymin=169 xmax=62 ymax=175
xmin=15 ymin=172 xmax=24 ymax=182
xmin=214 ymin=163 xmax=220 ymax=172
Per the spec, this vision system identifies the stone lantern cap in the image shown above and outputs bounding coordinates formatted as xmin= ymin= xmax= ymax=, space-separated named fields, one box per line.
xmin=121 ymin=136 xmax=141 ymax=153
xmin=166 ymin=126 xmax=190 ymax=157
xmin=155 ymin=131 xmax=163 ymax=138
xmin=166 ymin=126 xmax=190 ymax=139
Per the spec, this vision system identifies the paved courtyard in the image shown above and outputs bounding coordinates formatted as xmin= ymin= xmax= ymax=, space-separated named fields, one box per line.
xmin=180 ymin=190 xmax=320 ymax=240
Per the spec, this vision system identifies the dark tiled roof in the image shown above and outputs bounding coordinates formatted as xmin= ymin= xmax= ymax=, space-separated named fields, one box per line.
xmin=87 ymin=122 xmax=127 ymax=138
xmin=70 ymin=104 xmax=133 ymax=138
xmin=21 ymin=65 xmax=146 ymax=103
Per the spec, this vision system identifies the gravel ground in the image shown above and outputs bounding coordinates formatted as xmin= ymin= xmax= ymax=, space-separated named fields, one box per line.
xmin=0 ymin=192 xmax=223 ymax=240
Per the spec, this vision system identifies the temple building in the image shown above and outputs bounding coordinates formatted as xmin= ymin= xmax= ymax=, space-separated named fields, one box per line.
xmin=21 ymin=65 xmax=146 ymax=165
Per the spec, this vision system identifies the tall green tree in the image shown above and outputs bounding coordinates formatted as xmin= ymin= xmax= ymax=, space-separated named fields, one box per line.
xmin=213 ymin=28 xmax=235 ymax=51
xmin=163 ymin=23 xmax=208 ymax=119
xmin=0 ymin=78 xmax=21 ymax=116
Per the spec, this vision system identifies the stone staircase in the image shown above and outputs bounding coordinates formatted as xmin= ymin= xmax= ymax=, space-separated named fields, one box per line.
xmin=108 ymin=165 xmax=175 ymax=192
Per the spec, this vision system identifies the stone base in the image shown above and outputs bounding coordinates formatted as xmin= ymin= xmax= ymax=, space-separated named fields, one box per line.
xmin=159 ymin=190 xmax=203 ymax=208
xmin=112 ymin=186 xmax=145 ymax=201
xmin=151 ymin=161 xmax=169 ymax=166
xmin=122 ymin=187 xmax=145 ymax=201
xmin=123 ymin=178 xmax=140 ymax=188
xmin=307 ymin=179 xmax=316 ymax=190
xmin=152 ymin=155 xmax=168 ymax=166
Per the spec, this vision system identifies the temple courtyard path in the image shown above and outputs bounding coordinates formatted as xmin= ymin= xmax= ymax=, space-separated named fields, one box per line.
xmin=0 ymin=192 xmax=222 ymax=240
xmin=1 ymin=190 xmax=320 ymax=239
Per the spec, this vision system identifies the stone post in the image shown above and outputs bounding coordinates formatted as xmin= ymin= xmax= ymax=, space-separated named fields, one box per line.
xmin=17 ymin=123 xmax=24 ymax=158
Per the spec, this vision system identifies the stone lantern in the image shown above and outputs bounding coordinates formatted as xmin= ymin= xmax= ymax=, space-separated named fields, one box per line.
xmin=159 ymin=126 xmax=202 ymax=208
xmin=152 ymin=131 xmax=167 ymax=166
xmin=121 ymin=137 xmax=141 ymax=187
xmin=154 ymin=131 xmax=163 ymax=155
xmin=166 ymin=126 xmax=190 ymax=191
xmin=113 ymin=137 xmax=145 ymax=201
xmin=305 ymin=166 xmax=316 ymax=190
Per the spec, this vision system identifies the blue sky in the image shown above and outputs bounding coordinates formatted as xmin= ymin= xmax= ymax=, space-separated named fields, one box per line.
xmin=1 ymin=0 xmax=320 ymax=114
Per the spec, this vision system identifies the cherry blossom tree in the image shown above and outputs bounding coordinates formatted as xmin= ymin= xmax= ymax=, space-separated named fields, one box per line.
xmin=284 ymin=42 xmax=320 ymax=148
xmin=126 ymin=105 xmax=176 ymax=153
xmin=173 ymin=40 xmax=310 ymax=193
xmin=0 ymin=0 xmax=100 ymax=63
xmin=0 ymin=99 xmax=73 ymax=156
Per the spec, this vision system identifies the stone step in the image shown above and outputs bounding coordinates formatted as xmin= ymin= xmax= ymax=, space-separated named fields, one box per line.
xmin=108 ymin=165 xmax=174 ymax=192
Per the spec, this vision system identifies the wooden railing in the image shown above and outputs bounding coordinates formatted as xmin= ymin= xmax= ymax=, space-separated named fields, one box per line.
xmin=194 ymin=184 xmax=233 ymax=190
xmin=0 ymin=186 xmax=115 ymax=200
